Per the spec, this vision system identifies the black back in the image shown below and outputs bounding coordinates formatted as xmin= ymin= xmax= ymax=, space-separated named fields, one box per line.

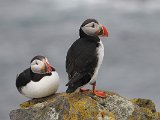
xmin=66 ymin=36 xmax=100 ymax=92
xmin=16 ymin=67 xmax=55 ymax=93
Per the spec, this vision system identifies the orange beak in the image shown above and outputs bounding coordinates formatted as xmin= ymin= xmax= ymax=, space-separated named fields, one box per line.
xmin=45 ymin=61 xmax=52 ymax=74
xmin=96 ymin=24 xmax=109 ymax=37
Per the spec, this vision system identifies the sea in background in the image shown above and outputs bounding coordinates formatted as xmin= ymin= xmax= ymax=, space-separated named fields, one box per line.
xmin=0 ymin=0 xmax=160 ymax=119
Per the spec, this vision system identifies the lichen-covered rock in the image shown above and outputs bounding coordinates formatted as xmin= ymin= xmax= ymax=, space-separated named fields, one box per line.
xmin=128 ymin=108 xmax=160 ymax=120
xmin=130 ymin=98 xmax=156 ymax=113
xmin=9 ymin=91 xmax=160 ymax=120
xmin=128 ymin=98 xmax=160 ymax=120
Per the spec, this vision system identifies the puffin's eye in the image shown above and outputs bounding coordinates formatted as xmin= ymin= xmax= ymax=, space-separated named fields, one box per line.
xmin=36 ymin=61 xmax=38 ymax=65
xmin=92 ymin=23 xmax=95 ymax=28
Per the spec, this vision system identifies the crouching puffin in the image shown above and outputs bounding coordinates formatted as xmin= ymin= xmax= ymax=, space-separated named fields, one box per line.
xmin=66 ymin=19 xmax=108 ymax=97
xmin=16 ymin=55 xmax=60 ymax=98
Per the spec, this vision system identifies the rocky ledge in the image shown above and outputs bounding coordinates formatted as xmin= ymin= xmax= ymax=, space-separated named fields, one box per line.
xmin=10 ymin=91 xmax=160 ymax=120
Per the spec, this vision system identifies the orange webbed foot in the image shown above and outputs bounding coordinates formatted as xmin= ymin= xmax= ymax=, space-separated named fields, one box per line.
xmin=93 ymin=90 xmax=106 ymax=98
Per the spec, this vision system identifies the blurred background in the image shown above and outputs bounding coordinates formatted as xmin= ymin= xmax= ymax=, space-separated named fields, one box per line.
xmin=0 ymin=0 xmax=160 ymax=119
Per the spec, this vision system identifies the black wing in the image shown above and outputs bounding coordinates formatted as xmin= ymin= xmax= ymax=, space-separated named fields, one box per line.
xmin=66 ymin=38 xmax=98 ymax=86
xmin=16 ymin=68 xmax=31 ymax=92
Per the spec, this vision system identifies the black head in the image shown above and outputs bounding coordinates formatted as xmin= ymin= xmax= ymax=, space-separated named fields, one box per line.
xmin=81 ymin=19 xmax=99 ymax=27
xmin=30 ymin=55 xmax=45 ymax=63
xmin=79 ymin=18 xmax=108 ymax=38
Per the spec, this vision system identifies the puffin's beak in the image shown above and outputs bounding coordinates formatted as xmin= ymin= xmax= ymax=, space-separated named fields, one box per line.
xmin=96 ymin=24 xmax=108 ymax=37
xmin=44 ymin=60 xmax=52 ymax=74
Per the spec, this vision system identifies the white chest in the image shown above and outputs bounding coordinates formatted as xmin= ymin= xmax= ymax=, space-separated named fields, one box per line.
xmin=21 ymin=71 xmax=60 ymax=98
xmin=89 ymin=40 xmax=104 ymax=84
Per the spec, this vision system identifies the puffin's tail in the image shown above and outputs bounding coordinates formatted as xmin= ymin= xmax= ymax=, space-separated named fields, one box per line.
xmin=66 ymin=85 xmax=77 ymax=93
xmin=66 ymin=74 xmax=91 ymax=93
xmin=66 ymin=78 xmax=81 ymax=93
xmin=66 ymin=73 xmax=83 ymax=86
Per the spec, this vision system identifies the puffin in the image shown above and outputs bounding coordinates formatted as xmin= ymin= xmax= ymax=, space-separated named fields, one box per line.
xmin=66 ymin=19 xmax=108 ymax=97
xmin=16 ymin=55 xmax=60 ymax=98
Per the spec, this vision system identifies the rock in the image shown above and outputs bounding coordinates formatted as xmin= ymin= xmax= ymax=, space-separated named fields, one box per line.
xmin=9 ymin=91 xmax=160 ymax=120
xmin=127 ymin=108 xmax=160 ymax=120
xmin=128 ymin=98 xmax=160 ymax=120
xmin=130 ymin=98 xmax=156 ymax=113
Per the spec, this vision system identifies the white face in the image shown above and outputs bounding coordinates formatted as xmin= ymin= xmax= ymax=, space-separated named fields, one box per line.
xmin=81 ymin=22 xmax=100 ymax=36
xmin=31 ymin=59 xmax=46 ymax=74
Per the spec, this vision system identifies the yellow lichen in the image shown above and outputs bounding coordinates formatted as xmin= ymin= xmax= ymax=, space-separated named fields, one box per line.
xmin=19 ymin=93 xmax=65 ymax=108
xmin=20 ymin=101 xmax=35 ymax=108
xmin=63 ymin=92 xmax=99 ymax=119
xmin=13 ymin=91 xmax=160 ymax=120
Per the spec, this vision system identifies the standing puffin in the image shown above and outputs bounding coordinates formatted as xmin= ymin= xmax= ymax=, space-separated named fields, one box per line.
xmin=66 ymin=19 xmax=108 ymax=97
xmin=16 ymin=55 xmax=60 ymax=98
